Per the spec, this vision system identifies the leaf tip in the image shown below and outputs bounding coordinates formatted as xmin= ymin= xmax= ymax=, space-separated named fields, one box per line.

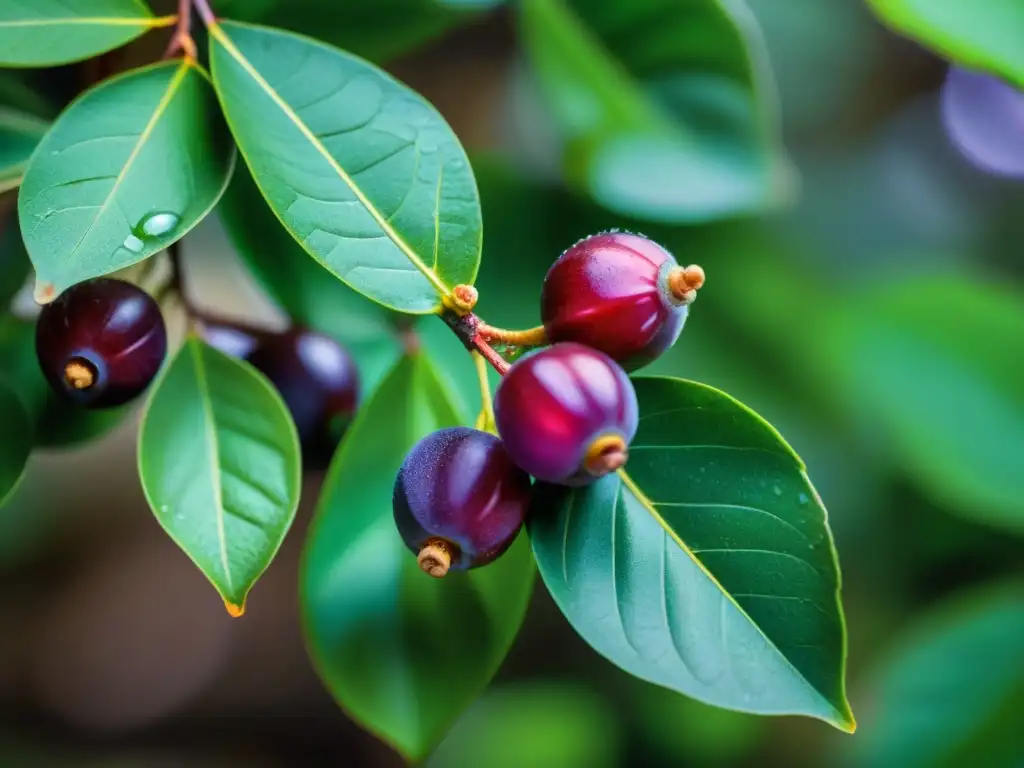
xmin=224 ymin=599 xmax=246 ymax=618
xmin=33 ymin=279 xmax=57 ymax=305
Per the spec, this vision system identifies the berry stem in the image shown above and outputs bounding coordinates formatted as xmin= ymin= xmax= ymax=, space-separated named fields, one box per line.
xmin=164 ymin=0 xmax=197 ymax=60
xmin=477 ymin=323 xmax=548 ymax=348
xmin=471 ymin=351 xmax=497 ymax=432
xmin=472 ymin=335 xmax=510 ymax=376
xmin=191 ymin=0 xmax=217 ymax=26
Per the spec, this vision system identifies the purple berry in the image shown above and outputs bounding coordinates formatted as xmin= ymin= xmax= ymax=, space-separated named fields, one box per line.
xmin=35 ymin=278 xmax=166 ymax=409
xmin=393 ymin=427 xmax=532 ymax=577
xmin=246 ymin=328 xmax=359 ymax=469
xmin=541 ymin=231 xmax=704 ymax=371
xmin=494 ymin=342 xmax=639 ymax=485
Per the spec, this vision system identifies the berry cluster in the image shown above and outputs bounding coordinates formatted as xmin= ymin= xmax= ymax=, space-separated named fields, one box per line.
xmin=34 ymin=279 xmax=360 ymax=467
xmin=394 ymin=231 xmax=703 ymax=578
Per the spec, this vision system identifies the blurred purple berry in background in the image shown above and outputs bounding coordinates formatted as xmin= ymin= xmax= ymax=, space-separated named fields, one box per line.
xmin=941 ymin=67 xmax=1024 ymax=178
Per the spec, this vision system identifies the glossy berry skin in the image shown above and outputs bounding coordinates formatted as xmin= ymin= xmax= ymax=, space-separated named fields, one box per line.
xmin=494 ymin=343 xmax=639 ymax=485
xmin=35 ymin=278 xmax=167 ymax=409
xmin=246 ymin=328 xmax=359 ymax=469
xmin=394 ymin=427 xmax=532 ymax=573
xmin=541 ymin=231 xmax=688 ymax=371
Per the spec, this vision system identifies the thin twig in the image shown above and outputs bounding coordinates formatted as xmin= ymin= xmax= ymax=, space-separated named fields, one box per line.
xmin=471 ymin=335 xmax=510 ymax=376
xmin=471 ymin=351 xmax=497 ymax=431
xmin=477 ymin=322 xmax=547 ymax=347
xmin=164 ymin=0 xmax=197 ymax=60
xmin=192 ymin=0 xmax=217 ymax=26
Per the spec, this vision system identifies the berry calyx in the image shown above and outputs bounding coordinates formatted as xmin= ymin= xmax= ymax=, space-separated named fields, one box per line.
xmin=245 ymin=328 xmax=359 ymax=469
xmin=393 ymin=427 xmax=532 ymax=577
xmin=493 ymin=342 xmax=639 ymax=485
xmin=35 ymin=278 xmax=167 ymax=409
xmin=540 ymin=231 xmax=703 ymax=371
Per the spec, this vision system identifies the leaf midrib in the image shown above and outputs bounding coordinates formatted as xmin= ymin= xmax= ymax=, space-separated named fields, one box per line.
xmin=189 ymin=340 xmax=233 ymax=592
xmin=57 ymin=59 xmax=192 ymax=270
xmin=209 ymin=21 xmax=452 ymax=300
xmin=615 ymin=467 xmax=854 ymax=731
xmin=0 ymin=16 xmax=175 ymax=29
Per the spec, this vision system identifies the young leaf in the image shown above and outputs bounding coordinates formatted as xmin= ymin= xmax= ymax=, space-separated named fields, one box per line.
xmin=518 ymin=0 xmax=792 ymax=223
xmin=217 ymin=164 xmax=403 ymax=392
xmin=529 ymin=377 xmax=853 ymax=732
xmin=0 ymin=107 xmax=47 ymax=194
xmin=814 ymin=277 xmax=1024 ymax=536
xmin=866 ymin=0 xmax=1024 ymax=88
xmin=18 ymin=59 xmax=235 ymax=302
xmin=208 ymin=21 xmax=482 ymax=314
xmin=302 ymin=353 xmax=535 ymax=761
xmin=849 ymin=583 xmax=1024 ymax=768
xmin=214 ymin=0 xmax=501 ymax=64
xmin=138 ymin=337 xmax=301 ymax=616
xmin=0 ymin=0 xmax=175 ymax=68
xmin=0 ymin=377 xmax=32 ymax=508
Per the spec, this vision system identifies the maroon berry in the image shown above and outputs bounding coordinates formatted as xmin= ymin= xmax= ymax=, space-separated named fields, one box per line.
xmin=246 ymin=328 xmax=359 ymax=468
xmin=494 ymin=342 xmax=639 ymax=485
xmin=393 ymin=427 xmax=532 ymax=577
xmin=35 ymin=278 xmax=167 ymax=409
xmin=540 ymin=231 xmax=704 ymax=371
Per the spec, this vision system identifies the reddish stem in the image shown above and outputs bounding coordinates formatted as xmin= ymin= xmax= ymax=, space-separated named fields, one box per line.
xmin=164 ymin=0 xmax=197 ymax=59
xmin=192 ymin=0 xmax=217 ymax=25
xmin=472 ymin=335 xmax=510 ymax=376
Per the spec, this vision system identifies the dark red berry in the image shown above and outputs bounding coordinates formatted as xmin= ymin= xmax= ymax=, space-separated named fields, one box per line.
xmin=393 ymin=427 xmax=532 ymax=577
xmin=494 ymin=342 xmax=639 ymax=485
xmin=245 ymin=328 xmax=359 ymax=468
xmin=35 ymin=278 xmax=167 ymax=409
xmin=540 ymin=231 xmax=704 ymax=371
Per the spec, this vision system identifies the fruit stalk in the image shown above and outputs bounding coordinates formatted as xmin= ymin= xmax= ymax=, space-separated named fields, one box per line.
xmin=477 ymin=323 xmax=548 ymax=347
xmin=165 ymin=0 xmax=198 ymax=60
xmin=191 ymin=0 xmax=217 ymax=26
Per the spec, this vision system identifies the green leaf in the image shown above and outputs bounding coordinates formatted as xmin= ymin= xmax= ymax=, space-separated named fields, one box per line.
xmin=213 ymin=0 xmax=502 ymax=64
xmin=814 ymin=277 xmax=1024 ymax=536
xmin=302 ymin=353 xmax=535 ymax=761
xmin=0 ymin=0 xmax=175 ymax=68
xmin=518 ymin=0 xmax=791 ymax=223
xmin=529 ymin=377 xmax=853 ymax=731
xmin=0 ymin=377 xmax=32 ymax=508
xmin=866 ymin=0 xmax=1024 ymax=88
xmin=217 ymin=163 xmax=402 ymax=392
xmin=0 ymin=106 xmax=46 ymax=194
xmin=849 ymin=583 xmax=1024 ymax=768
xmin=209 ymin=20 xmax=481 ymax=314
xmin=428 ymin=683 xmax=620 ymax=768
xmin=18 ymin=59 xmax=235 ymax=301
xmin=138 ymin=337 xmax=301 ymax=615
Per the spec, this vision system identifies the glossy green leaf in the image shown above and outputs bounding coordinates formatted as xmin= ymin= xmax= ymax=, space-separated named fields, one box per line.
xmin=0 ymin=0 xmax=175 ymax=68
xmin=428 ymin=684 xmax=620 ymax=768
xmin=138 ymin=337 xmax=301 ymax=615
xmin=302 ymin=353 xmax=535 ymax=761
xmin=0 ymin=377 xmax=32 ymax=508
xmin=0 ymin=107 xmax=46 ymax=194
xmin=213 ymin=0 xmax=502 ymax=64
xmin=217 ymin=163 xmax=402 ymax=392
xmin=815 ymin=277 xmax=1024 ymax=535
xmin=866 ymin=0 xmax=1024 ymax=88
xmin=518 ymin=0 xmax=791 ymax=223
xmin=849 ymin=583 xmax=1024 ymax=768
xmin=209 ymin=20 xmax=481 ymax=314
xmin=530 ymin=377 xmax=852 ymax=731
xmin=18 ymin=60 xmax=235 ymax=301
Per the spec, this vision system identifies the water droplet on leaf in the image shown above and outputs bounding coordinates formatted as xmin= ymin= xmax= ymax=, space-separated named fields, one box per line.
xmin=138 ymin=211 xmax=180 ymax=238
xmin=123 ymin=234 xmax=144 ymax=254
xmin=798 ymin=492 xmax=809 ymax=506
xmin=773 ymin=485 xmax=782 ymax=496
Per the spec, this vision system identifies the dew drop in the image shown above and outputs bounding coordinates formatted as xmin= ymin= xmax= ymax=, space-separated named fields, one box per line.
xmin=773 ymin=485 xmax=782 ymax=496
xmin=450 ymin=158 xmax=465 ymax=170
xmin=798 ymin=492 xmax=810 ymax=506
xmin=419 ymin=139 xmax=438 ymax=154
xmin=138 ymin=211 xmax=180 ymax=239
xmin=122 ymin=234 xmax=144 ymax=254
